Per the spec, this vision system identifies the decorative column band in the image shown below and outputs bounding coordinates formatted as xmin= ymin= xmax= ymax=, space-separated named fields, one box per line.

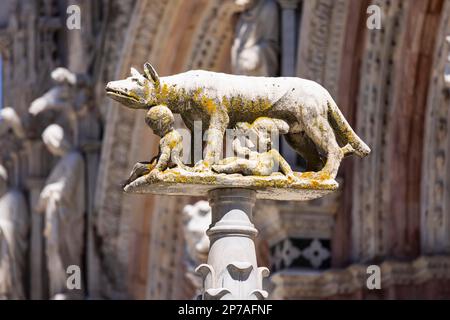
xmin=207 ymin=188 xmax=258 ymax=239
xmin=196 ymin=188 xmax=269 ymax=300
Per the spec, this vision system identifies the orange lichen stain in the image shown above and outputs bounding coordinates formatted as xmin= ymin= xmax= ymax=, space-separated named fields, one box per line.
xmin=318 ymin=171 xmax=331 ymax=181
xmin=299 ymin=171 xmax=333 ymax=189
xmin=301 ymin=171 xmax=316 ymax=179
xmin=146 ymin=162 xmax=156 ymax=171
xmin=287 ymin=175 xmax=295 ymax=183
xmin=160 ymin=83 xmax=169 ymax=98
xmin=201 ymin=96 xmax=217 ymax=114
xmin=310 ymin=180 xmax=320 ymax=188
xmin=168 ymin=138 xmax=178 ymax=149
xmin=143 ymin=81 xmax=151 ymax=99
xmin=155 ymin=83 xmax=190 ymax=106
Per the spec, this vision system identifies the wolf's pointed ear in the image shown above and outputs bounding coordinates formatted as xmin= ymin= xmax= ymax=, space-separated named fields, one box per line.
xmin=144 ymin=62 xmax=160 ymax=87
xmin=130 ymin=67 xmax=141 ymax=78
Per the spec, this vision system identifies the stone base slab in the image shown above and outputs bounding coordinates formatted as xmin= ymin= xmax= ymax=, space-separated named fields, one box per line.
xmin=123 ymin=168 xmax=338 ymax=201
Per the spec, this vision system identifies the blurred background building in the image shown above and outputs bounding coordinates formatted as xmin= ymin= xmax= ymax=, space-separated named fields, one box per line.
xmin=0 ymin=0 xmax=449 ymax=299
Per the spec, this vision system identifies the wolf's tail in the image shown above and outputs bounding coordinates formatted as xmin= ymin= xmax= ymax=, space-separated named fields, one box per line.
xmin=327 ymin=99 xmax=371 ymax=157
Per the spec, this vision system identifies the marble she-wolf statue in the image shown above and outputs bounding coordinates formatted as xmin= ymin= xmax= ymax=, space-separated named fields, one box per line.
xmin=106 ymin=63 xmax=370 ymax=179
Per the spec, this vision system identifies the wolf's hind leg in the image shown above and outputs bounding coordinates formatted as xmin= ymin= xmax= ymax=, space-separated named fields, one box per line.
xmin=302 ymin=116 xmax=343 ymax=179
xmin=284 ymin=132 xmax=325 ymax=171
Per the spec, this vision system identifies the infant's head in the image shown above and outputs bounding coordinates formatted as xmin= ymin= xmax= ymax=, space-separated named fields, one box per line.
xmin=145 ymin=105 xmax=174 ymax=137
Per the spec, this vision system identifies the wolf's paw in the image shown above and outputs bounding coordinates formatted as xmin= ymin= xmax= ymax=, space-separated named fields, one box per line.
xmin=300 ymin=171 xmax=332 ymax=181
xmin=286 ymin=173 xmax=297 ymax=183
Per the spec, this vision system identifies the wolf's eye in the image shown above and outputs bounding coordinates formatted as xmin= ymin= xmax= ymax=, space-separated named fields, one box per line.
xmin=132 ymin=78 xmax=142 ymax=85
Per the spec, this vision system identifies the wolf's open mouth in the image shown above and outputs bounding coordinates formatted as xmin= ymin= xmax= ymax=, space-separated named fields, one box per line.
xmin=106 ymin=88 xmax=139 ymax=102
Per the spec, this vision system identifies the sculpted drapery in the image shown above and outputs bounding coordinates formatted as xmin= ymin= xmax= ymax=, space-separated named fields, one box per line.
xmin=231 ymin=0 xmax=280 ymax=76
xmin=36 ymin=125 xmax=85 ymax=298
xmin=0 ymin=178 xmax=29 ymax=300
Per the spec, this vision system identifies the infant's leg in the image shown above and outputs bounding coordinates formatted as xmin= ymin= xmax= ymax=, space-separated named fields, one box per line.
xmin=212 ymin=159 xmax=256 ymax=175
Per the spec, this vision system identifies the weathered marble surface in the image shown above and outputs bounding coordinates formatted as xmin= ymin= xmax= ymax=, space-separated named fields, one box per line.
xmin=195 ymin=189 xmax=268 ymax=300
xmin=36 ymin=124 xmax=85 ymax=299
xmin=0 ymin=165 xmax=29 ymax=300
xmin=182 ymin=201 xmax=211 ymax=298
xmin=231 ymin=0 xmax=279 ymax=76
xmin=183 ymin=201 xmax=211 ymax=262
xmin=0 ymin=107 xmax=26 ymax=139
xmin=124 ymin=168 xmax=337 ymax=201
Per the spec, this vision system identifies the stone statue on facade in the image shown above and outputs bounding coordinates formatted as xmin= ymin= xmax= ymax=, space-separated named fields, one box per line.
xmin=29 ymin=67 xmax=90 ymax=116
xmin=0 ymin=108 xmax=29 ymax=300
xmin=182 ymin=200 xmax=211 ymax=298
xmin=36 ymin=124 xmax=85 ymax=299
xmin=29 ymin=67 xmax=92 ymax=145
xmin=0 ymin=107 xmax=26 ymax=139
xmin=0 ymin=164 xmax=29 ymax=300
xmin=231 ymin=0 xmax=280 ymax=76
xmin=183 ymin=201 xmax=211 ymax=263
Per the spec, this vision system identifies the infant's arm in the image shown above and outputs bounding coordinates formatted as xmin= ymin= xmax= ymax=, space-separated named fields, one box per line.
xmin=169 ymin=131 xmax=189 ymax=169
xmin=232 ymin=137 xmax=253 ymax=158
xmin=154 ymin=137 xmax=172 ymax=171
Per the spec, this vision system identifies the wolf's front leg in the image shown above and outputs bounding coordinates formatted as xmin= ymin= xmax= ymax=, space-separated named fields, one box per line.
xmin=195 ymin=110 xmax=229 ymax=171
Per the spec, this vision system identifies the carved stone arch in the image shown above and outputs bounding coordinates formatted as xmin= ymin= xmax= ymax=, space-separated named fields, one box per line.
xmin=296 ymin=0 xmax=349 ymax=98
xmin=95 ymin=0 xmax=170 ymax=298
xmin=352 ymin=0 xmax=444 ymax=262
xmin=295 ymin=0 xmax=357 ymax=269
xmin=351 ymin=0 xmax=408 ymax=262
xmin=185 ymin=0 xmax=242 ymax=71
xmin=95 ymin=0 xmax=240 ymax=299
xmin=421 ymin=0 xmax=450 ymax=255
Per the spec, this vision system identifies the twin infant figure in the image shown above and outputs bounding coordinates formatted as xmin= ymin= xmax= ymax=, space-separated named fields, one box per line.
xmin=126 ymin=105 xmax=295 ymax=185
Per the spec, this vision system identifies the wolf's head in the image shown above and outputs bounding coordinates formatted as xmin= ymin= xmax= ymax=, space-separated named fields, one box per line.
xmin=106 ymin=62 xmax=160 ymax=109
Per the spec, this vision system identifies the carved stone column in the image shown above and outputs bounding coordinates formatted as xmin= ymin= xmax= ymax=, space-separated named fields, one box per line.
xmin=196 ymin=188 xmax=269 ymax=300
xmin=278 ymin=0 xmax=302 ymax=166
xmin=81 ymin=141 xmax=102 ymax=299
xmin=27 ymin=177 xmax=46 ymax=299
xmin=25 ymin=140 xmax=49 ymax=300
xmin=278 ymin=0 xmax=301 ymax=76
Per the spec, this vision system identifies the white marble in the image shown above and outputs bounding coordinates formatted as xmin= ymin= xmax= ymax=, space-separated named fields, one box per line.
xmin=231 ymin=0 xmax=279 ymax=76
xmin=0 ymin=165 xmax=29 ymax=300
xmin=37 ymin=124 xmax=85 ymax=298
xmin=196 ymin=189 xmax=269 ymax=300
